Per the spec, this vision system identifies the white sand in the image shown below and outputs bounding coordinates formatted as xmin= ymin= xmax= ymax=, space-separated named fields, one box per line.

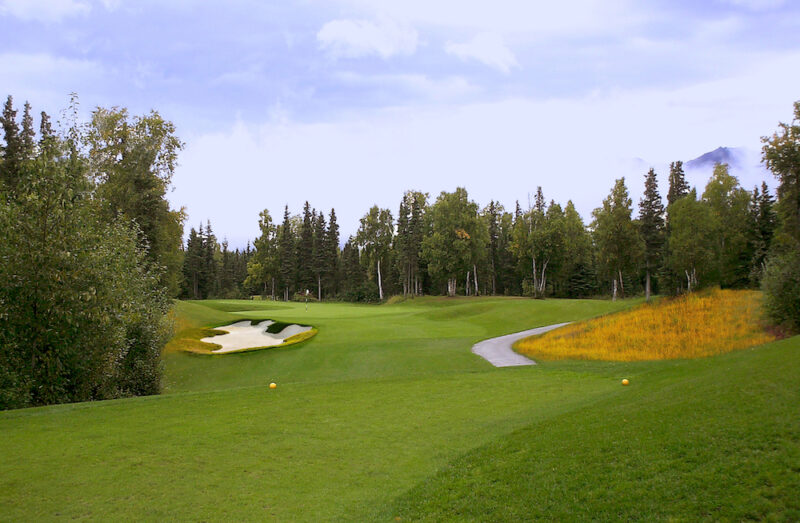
xmin=201 ymin=320 xmax=312 ymax=354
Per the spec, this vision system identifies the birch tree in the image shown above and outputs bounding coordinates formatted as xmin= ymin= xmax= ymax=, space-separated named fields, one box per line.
xmin=592 ymin=178 xmax=643 ymax=300
xmin=356 ymin=206 xmax=393 ymax=301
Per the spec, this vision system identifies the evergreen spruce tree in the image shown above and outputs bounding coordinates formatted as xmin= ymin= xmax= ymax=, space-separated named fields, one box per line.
xmin=663 ymin=160 xmax=691 ymax=294
xmin=749 ymin=182 xmax=776 ymax=284
xmin=0 ymin=95 xmax=22 ymax=189
xmin=326 ymin=209 xmax=340 ymax=297
xmin=20 ymin=102 xmax=35 ymax=160
xmin=278 ymin=206 xmax=296 ymax=301
xmin=667 ymin=161 xmax=689 ymax=207
xmin=296 ymin=202 xmax=314 ymax=294
xmin=341 ymin=237 xmax=367 ymax=300
xmin=395 ymin=197 xmax=411 ymax=296
xmin=408 ymin=191 xmax=428 ymax=296
xmin=182 ymin=227 xmax=205 ymax=299
xmin=639 ymin=168 xmax=665 ymax=300
xmin=203 ymin=221 xmax=218 ymax=298
xmin=39 ymin=111 xmax=53 ymax=146
xmin=496 ymin=211 xmax=517 ymax=295
xmin=485 ymin=200 xmax=501 ymax=295
xmin=312 ymin=211 xmax=327 ymax=300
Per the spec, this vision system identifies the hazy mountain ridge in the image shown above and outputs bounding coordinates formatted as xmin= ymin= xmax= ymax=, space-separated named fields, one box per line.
xmin=685 ymin=146 xmax=746 ymax=170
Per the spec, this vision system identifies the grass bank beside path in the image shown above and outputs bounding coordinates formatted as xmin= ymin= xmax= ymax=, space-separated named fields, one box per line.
xmin=163 ymin=296 xmax=640 ymax=394
xmin=515 ymin=289 xmax=775 ymax=361
xmin=383 ymin=336 xmax=800 ymax=521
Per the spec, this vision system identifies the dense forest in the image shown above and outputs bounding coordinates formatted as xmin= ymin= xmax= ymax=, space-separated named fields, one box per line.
xmin=2 ymin=94 xmax=799 ymax=409
xmin=186 ymin=164 xmax=778 ymax=303
xmin=0 ymin=95 xmax=185 ymax=409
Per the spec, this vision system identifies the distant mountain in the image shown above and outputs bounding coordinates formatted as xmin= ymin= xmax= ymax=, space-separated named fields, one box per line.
xmin=685 ymin=147 xmax=745 ymax=170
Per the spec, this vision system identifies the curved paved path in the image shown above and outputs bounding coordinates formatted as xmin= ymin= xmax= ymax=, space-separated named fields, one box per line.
xmin=471 ymin=322 xmax=571 ymax=367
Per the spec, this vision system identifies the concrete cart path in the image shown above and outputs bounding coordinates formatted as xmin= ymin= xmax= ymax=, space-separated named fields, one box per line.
xmin=471 ymin=322 xmax=571 ymax=367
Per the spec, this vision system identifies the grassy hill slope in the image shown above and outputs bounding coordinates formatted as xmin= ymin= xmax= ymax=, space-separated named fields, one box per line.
xmin=1 ymin=296 xmax=797 ymax=521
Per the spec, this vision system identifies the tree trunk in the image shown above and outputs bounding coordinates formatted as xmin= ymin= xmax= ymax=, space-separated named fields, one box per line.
xmin=318 ymin=274 xmax=322 ymax=301
xmin=377 ymin=259 xmax=383 ymax=301
xmin=271 ymin=278 xmax=275 ymax=300
xmin=538 ymin=259 xmax=548 ymax=297
xmin=466 ymin=271 xmax=471 ymax=296
xmin=612 ymin=278 xmax=618 ymax=301
xmin=532 ymin=257 xmax=538 ymax=296
xmin=618 ymin=269 xmax=625 ymax=298
xmin=685 ymin=269 xmax=692 ymax=293
xmin=645 ymin=269 xmax=651 ymax=301
xmin=473 ymin=264 xmax=479 ymax=296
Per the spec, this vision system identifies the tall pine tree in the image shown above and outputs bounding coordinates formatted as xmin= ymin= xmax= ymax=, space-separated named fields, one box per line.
xmin=278 ymin=205 xmax=296 ymax=301
xmin=639 ymin=168 xmax=665 ymax=300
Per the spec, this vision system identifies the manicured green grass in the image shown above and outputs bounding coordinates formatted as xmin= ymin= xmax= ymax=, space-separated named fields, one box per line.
xmin=1 ymin=296 xmax=797 ymax=521
xmin=164 ymin=296 xmax=639 ymax=393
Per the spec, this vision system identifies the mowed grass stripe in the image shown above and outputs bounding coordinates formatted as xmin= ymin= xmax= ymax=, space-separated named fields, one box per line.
xmin=0 ymin=368 xmax=620 ymax=521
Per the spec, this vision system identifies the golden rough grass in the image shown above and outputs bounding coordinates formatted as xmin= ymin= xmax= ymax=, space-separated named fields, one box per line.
xmin=514 ymin=289 xmax=775 ymax=361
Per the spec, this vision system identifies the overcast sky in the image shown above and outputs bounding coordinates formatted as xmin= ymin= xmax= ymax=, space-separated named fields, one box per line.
xmin=2 ymin=0 xmax=799 ymax=247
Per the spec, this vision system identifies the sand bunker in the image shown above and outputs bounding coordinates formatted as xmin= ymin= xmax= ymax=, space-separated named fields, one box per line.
xmin=201 ymin=320 xmax=312 ymax=354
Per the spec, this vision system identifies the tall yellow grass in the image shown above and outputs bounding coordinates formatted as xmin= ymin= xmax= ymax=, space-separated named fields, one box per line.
xmin=514 ymin=289 xmax=775 ymax=361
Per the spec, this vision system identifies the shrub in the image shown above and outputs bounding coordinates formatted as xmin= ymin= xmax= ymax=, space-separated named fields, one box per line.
xmin=0 ymin=129 xmax=170 ymax=409
xmin=761 ymin=247 xmax=800 ymax=333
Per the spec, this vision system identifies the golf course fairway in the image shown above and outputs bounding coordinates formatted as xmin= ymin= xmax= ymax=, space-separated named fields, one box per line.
xmin=1 ymin=296 xmax=798 ymax=521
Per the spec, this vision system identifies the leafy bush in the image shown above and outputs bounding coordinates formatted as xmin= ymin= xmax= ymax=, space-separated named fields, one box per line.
xmin=761 ymin=247 xmax=800 ymax=333
xmin=0 ymin=119 xmax=170 ymax=409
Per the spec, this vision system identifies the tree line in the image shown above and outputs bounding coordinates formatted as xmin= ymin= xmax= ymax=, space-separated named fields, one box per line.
xmin=0 ymin=95 xmax=185 ymax=409
xmin=225 ymin=165 xmax=772 ymax=302
xmin=224 ymin=101 xmax=798 ymax=331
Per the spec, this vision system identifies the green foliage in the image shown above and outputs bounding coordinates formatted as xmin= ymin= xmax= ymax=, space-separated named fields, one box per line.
xmin=667 ymin=160 xmax=689 ymax=206
xmin=761 ymin=249 xmax=800 ymax=332
xmin=592 ymin=177 xmax=643 ymax=298
xmin=86 ymin=106 xmax=186 ymax=297
xmin=244 ymin=209 xmax=279 ymax=297
xmin=762 ymin=100 xmax=800 ymax=247
xmin=761 ymin=100 xmax=800 ymax=331
xmin=278 ymin=205 xmax=296 ymax=300
xmin=395 ymin=191 xmax=428 ymax=296
xmin=296 ymin=201 xmax=315 ymax=292
xmin=702 ymin=163 xmax=752 ymax=287
xmin=639 ymin=168 xmax=665 ymax=298
xmin=422 ymin=187 xmax=487 ymax=296
xmin=0 ymin=114 xmax=170 ymax=408
xmin=356 ymin=205 xmax=394 ymax=300
xmin=0 ymin=95 xmax=22 ymax=190
xmin=666 ymin=189 xmax=716 ymax=291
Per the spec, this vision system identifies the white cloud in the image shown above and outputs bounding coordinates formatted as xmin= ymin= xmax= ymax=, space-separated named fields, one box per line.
xmin=0 ymin=52 xmax=104 ymax=112
xmin=445 ymin=33 xmax=519 ymax=73
xmin=0 ymin=0 xmax=90 ymax=22
xmin=723 ymin=0 xmax=785 ymax=10
xmin=317 ymin=17 xmax=418 ymax=59
xmin=330 ymin=0 xmax=644 ymax=38
xmin=335 ymin=72 xmax=478 ymax=100
xmin=172 ymin=50 xmax=800 ymax=247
